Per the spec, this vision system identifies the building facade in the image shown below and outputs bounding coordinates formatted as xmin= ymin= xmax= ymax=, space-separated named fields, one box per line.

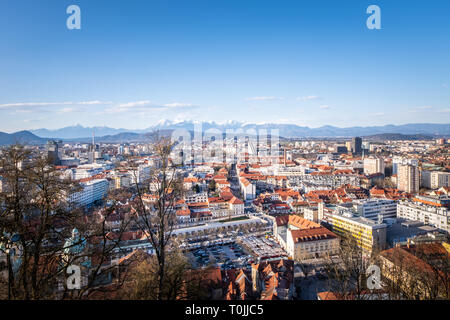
xmin=328 ymin=212 xmax=387 ymax=252
xmin=397 ymin=195 xmax=449 ymax=233
xmin=397 ymin=164 xmax=420 ymax=194
xmin=363 ymin=157 xmax=385 ymax=176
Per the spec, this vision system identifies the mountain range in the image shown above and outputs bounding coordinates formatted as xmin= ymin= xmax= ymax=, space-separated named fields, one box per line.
xmin=30 ymin=122 xmax=450 ymax=139
xmin=1 ymin=122 xmax=448 ymax=145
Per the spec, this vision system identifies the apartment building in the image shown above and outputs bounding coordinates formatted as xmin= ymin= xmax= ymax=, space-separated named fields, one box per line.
xmin=397 ymin=164 xmax=420 ymax=194
xmin=393 ymin=157 xmax=419 ymax=175
xmin=113 ymin=174 xmax=131 ymax=189
xmin=130 ymin=165 xmax=151 ymax=184
xmin=304 ymin=206 xmax=319 ymax=222
xmin=431 ymin=171 xmax=450 ymax=189
xmin=68 ymin=178 xmax=109 ymax=208
xmin=421 ymin=170 xmax=432 ymax=189
xmin=363 ymin=157 xmax=385 ymax=175
xmin=352 ymin=198 xmax=397 ymax=221
xmin=328 ymin=210 xmax=387 ymax=252
xmin=184 ymin=191 xmax=208 ymax=204
xmin=397 ymin=195 xmax=450 ymax=233
xmin=421 ymin=170 xmax=450 ymax=189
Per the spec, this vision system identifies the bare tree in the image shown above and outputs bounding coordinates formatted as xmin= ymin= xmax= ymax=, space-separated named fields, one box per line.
xmin=0 ymin=145 xmax=132 ymax=300
xmin=0 ymin=145 xmax=81 ymax=299
xmin=130 ymin=133 xmax=185 ymax=300
xmin=322 ymin=238 xmax=372 ymax=300
xmin=380 ymin=244 xmax=450 ymax=300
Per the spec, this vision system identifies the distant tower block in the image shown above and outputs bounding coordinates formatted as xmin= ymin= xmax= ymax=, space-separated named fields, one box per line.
xmin=46 ymin=140 xmax=60 ymax=165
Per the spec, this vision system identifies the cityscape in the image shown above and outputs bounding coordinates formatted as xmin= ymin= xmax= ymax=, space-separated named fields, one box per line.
xmin=0 ymin=0 xmax=449 ymax=305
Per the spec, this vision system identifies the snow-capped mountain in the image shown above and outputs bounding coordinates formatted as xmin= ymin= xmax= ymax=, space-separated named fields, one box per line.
xmin=28 ymin=122 xmax=450 ymax=140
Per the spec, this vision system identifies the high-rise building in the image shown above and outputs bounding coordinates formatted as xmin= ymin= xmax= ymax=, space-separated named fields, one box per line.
xmin=397 ymin=164 xmax=420 ymax=194
xmin=345 ymin=141 xmax=352 ymax=153
xmin=421 ymin=170 xmax=432 ymax=189
xmin=430 ymin=171 xmax=450 ymax=189
xmin=46 ymin=140 xmax=60 ymax=165
xmin=363 ymin=157 xmax=385 ymax=175
xmin=392 ymin=157 xmax=418 ymax=175
xmin=351 ymin=137 xmax=362 ymax=154
xmin=362 ymin=141 xmax=370 ymax=151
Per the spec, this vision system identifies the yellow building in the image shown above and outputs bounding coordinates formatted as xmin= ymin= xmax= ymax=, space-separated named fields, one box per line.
xmin=329 ymin=213 xmax=387 ymax=252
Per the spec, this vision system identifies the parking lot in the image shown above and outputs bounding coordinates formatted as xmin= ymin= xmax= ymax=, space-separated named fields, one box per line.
xmin=184 ymin=234 xmax=289 ymax=270
xmin=240 ymin=235 xmax=288 ymax=261
xmin=186 ymin=242 xmax=255 ymax=270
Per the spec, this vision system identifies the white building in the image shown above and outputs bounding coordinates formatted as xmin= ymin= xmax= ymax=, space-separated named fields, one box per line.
xmin=130 ymin=165 xmax=151 ymax=184
xmin=193 ymin=165 xmax=214 ymax=175
xmin=421 ymin=171 xmax=450 ymax=189
xmin=397 ymin=195 xmax=449 ymax=233
xmin=71 ymin=163 xmax=108 ymax=180
xmin=304 ymin=206 xmax=319 ymax=222
xmin=393 ymin=157 xmax=419 ymax=175
xmin=184 ymin=191 xmax=208 ymax=204
xmin=363 ymin=157 xmax=385 ymax=175
xmin=68 ymin=179 xmax=109 ymax=208
xmin=240 ymin=177 xmax=256 ymax=200
xmin=430 ymin=171 xmax=450 ymax=189
xmin=274 ymin=215 xmax=340 ymax=260
xmin=353 ymin=198 xmax=397 ymax=222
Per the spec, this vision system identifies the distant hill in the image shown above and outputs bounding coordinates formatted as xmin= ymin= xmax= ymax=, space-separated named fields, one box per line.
xmin=362 ymin=133 xmax=435 ymax=141
xmin=63 ymin=130 xmax=175 ymax=143
xmin=0 ymin=131 xmax=47 ymax=145
xmin=29 ymin=122 xmax=450 ymax=139
xmin=30 ymin=125 xmax=145 ymax=139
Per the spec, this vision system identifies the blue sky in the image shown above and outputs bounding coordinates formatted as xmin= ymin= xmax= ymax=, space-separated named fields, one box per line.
xmin=0 ymin=0 xmax=449 ymax=132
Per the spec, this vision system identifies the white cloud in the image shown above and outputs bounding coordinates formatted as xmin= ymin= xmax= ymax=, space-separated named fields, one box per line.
xmin=0 ymin=101 xmax=111 ymax=109
xmin=78 ymin=100 xmax=112 ymax=105
xmin=319 ymin=105 xmax=331 ymax=109
xmin=117 ymin=100 xmax=152 ymax=108
xmin=163 ymin=102 xmax=194 ymax=108
xmin=297 ymin=95 xmax=321 ymax=101
xmin=0 ymin=102 xmax=72 ymax=109
xmin=245 ymin=96 xmax=283 ymax=101
xmin=410 ymin=105 xmax=433 ymax=113
xmin=57 ymin=107 xmax=81 ymax=114
xmin=437 ymin=108 xmax=450 ymax=113
xmin=104 ymin=100 xmax=196 ymax=114
xmin=369 ymin=112 xmax=385 ymax=117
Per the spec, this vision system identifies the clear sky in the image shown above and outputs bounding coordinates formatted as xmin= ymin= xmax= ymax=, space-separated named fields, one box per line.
xmin=0 ymin=0 xmax=449 ymax=132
